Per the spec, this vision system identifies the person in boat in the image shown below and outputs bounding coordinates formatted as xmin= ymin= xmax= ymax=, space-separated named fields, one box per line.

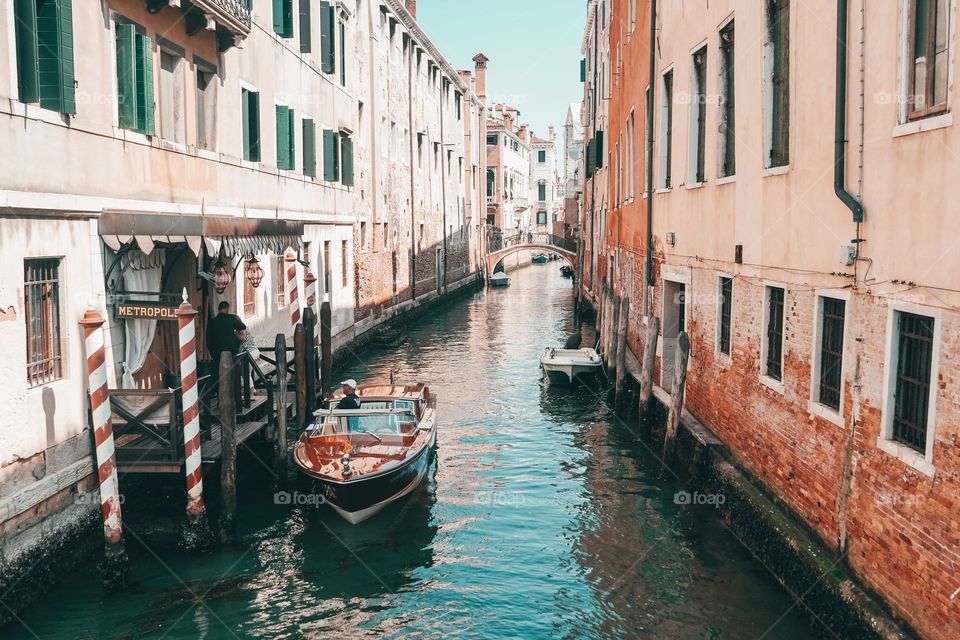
xmin=338 ymin=379 xmax=362 ymax=409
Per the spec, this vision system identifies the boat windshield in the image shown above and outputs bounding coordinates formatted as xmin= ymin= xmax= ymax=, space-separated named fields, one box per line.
xmin=320 ymin=411 xmax=416 ymax=435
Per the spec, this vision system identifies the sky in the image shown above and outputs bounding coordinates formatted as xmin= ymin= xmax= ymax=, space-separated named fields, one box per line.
xmin=417 ymin=0 xmax=584 ymax=154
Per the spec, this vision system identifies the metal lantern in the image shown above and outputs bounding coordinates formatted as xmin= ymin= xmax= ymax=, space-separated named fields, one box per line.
xmin=212 ymin=258 xmax=232 ymax=294
xmin=244 ymin=256 xmax=264 ymax=288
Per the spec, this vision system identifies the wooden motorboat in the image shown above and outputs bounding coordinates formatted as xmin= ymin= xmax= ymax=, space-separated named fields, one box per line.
xmin=531 ymin=253 xmax=549 ymax=264
xmin=489 ymin=272 xmax=510 ymax=287
xmin=293 ymin=384 xmax=437 ymax=524
xmin=540 ymin=347 xmax=602 ymax=383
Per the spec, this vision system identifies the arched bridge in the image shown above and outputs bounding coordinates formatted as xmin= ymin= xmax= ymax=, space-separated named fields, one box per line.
xmin=486 ymin=232 xmax=577 ymax=277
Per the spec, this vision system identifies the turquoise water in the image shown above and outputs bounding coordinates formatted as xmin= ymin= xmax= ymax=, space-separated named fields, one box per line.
xmin=8 ymin=265 xmax=824 ymax=639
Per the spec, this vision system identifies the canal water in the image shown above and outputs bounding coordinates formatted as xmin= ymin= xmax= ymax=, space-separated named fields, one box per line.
xmin=10 ymin=264 xmax=825 ymax=639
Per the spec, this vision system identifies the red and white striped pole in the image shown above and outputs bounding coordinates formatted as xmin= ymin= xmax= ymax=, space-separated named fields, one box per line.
xmin=304 ymin=270 xmax=319 ymax=349
xmin=79 ymin=308 xmax=127 ymax=585
xmin=175 ymin=289 xmax=207 ymax=530
xmin=286 ymin=250 xmax=301 ymax=326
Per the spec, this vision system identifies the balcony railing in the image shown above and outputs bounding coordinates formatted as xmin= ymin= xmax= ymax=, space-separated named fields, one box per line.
xmin=193 ymin=0 xmax=253 ymax=38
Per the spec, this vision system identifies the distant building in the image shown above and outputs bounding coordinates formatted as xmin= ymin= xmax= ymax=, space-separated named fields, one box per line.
xmin=528 ymin=128 xmax=561 ymax=233
xmin=485 ymin=105 xmax=530 ymax=231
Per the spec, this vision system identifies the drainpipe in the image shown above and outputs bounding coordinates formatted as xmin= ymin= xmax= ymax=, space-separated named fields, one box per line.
xmin=644 ymin=0 xmax=656 ymax=311
xmin=408 ymin=42 xmax=417 ymax=300
xmin=835 ymin=0 xmax=864 ymax=224
xmin=439 ymin=85 xmax=448 ymax=292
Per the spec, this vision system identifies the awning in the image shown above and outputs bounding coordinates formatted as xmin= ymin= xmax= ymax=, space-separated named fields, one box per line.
xmin=99 ymin=211 xmax=304 ymax=257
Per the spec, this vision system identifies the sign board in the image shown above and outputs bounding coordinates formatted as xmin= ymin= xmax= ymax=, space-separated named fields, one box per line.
xmin=115 ymin=302 xmax=180 ymax=320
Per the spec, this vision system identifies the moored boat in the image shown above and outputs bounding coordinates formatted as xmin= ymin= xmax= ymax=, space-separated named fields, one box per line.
xmin=489 ymin=271 xmax=510 ymax=287
xmin=293 ymin=384 xmax=437 ymax=524
xmin=531 ymin=253 xmax=549 ymax=263
xmin=559 ymin=265 xmax=574 ymax=278
xmin=539 ymin=347 xmax=602 ymax=383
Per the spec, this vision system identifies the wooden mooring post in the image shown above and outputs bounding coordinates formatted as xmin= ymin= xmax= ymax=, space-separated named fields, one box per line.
xmin=614 ymin=295 xmax=631 ymax=414
xmin=638 ymin=316 xmax=660 ymax=415
xmin=608 ymin=295 xmax=621 ymax=377
xmin=302 ymin=306 xmax=317 ymax=417
xmin=218 ymin=352 xmax=238 ymax=545
xmin=320 ymin=301 xmax=333 ymax=398
xmin=274 ymin=333 xmax=288 ymax=477
xmin=294 ymin=323 xmax=307 ymax=430
xmin=661 ymin=331 xmax=691 ymax=467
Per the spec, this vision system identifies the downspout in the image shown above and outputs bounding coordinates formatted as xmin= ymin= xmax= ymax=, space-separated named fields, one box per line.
xmin=835 ymin=0 xmax=864 ymax=225
xmin=408 ymin=42 xmax=417 ymax=300
xmin=439 ymin=84 xmax=448 ymax=292
xmin=644 ymin=0 xmax=656 ymax=314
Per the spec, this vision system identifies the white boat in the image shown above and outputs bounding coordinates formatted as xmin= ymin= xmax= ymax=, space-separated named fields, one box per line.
xmin=489 ymin=272 xmax=510 ymax=287
xmin=540 ymin=347 xmax=602 ymax=383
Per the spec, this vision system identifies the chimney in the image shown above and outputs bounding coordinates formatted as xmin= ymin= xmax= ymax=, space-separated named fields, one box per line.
xmin=502 ymin=110 xmax=514 ymax=132
xmin=517 ymin=125 xmax=527 ymax=142
xmin=548 ymin=125 xmax=555 ymax=140
xmin=472 ymin=53 xmax=488 ymax=101
xmin=405 ymin=0 xmax=416 ymax=18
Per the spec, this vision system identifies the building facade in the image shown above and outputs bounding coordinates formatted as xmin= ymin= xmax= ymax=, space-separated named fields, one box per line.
xmin=0 ymin=0 xmax=483 ymax=615
xmin=562 ymin=102 xmax=584 ymax=240
xmin=584 ymin=1 xmax=960 ymax=638
xmin=485 ymin=104 xmax=531 ymax=231
xmin=528 ymin=128 xmax=562 ymax=234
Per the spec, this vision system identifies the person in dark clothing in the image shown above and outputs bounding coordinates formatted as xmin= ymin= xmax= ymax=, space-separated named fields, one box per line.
xmin=206 ymin=301 xmax=247 ymax=359
xmin=338 ymin=379 xmax=361 ymax=409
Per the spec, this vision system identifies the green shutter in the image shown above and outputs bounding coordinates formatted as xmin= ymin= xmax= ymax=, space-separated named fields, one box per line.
xmin=580 ymin=58 xmax=586 ymax=82
xmin=299 ymin=0 xmax=312 ymax=53
xmin=57 ymin=0 xmax=75 ymax=114
xmin=338 ymin=18 xmax=346 ymax=85
xmin=276 ymin=105 xmax=289 ymax=169
xmin=322 ymin=129 xmax=338 ymax=181
xmin=136 ymin=34 xmax=155 ymax=135
xmin=287 ymin=108 xmax=296 ymax=170
xmin=36 ymin=0 xmax=61 ymax=110
xmin=242 ymin=89 xmax=251 ymax=159
xmin=284 ymin=0 xmax=294 ymax=37
xmin=595 ymin=130 xmax=604 ymax=169
xmin=273 ymin=0 xmax=284 ymax=34
xmin=302 ymin=119 xmax=316 ymax=177
xmin=243 ymin=89 xmax=260 ymax=161
xmin=320 ymin=1 xmax=335 ymax=74
xmin=116 ymin=24 xmax=137 ymax=129
xmin=14 ymin=0 xmax=40 ymax=104
xmin=341 ymin=135 xmax=354 ymax=186
xmin=585 ymin=137 xmax=596 ymax=178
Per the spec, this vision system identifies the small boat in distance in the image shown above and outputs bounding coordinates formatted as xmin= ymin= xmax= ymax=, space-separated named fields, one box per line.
xmin=560 ymin=265 xmax=574 ymax=278
xmin=489 ymin=272 xmax=510 ymax=287
xmin=293 ymin=384 xmax=437 ymax=524
xmin=540 ymin=347 xmax=602 ymax=383
xmin=531 ymin=253 xmax=549 ymax=264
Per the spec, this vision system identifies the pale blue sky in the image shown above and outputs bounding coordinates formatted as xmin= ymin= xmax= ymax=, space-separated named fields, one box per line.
xmin=418 ymin=0 xmax=584 ymax=147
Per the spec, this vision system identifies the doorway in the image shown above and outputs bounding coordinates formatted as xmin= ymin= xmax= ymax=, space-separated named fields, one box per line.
xmin=661 ymin=279 xmax=686 ymax=389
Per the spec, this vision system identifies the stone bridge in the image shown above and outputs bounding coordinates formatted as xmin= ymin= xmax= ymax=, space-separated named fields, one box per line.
xmin=486 ymin=232 xmax=577 ymax=278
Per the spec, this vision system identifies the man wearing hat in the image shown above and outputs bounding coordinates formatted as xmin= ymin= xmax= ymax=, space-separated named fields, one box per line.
xmin=338 ymin=379 xmax=361 ymax=409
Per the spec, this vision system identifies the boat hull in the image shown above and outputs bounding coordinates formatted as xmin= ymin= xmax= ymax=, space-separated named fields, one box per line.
xmin=542 ymin=362 xmax=602 ymax=383
xmin=309 ymin=429 xmax=436 ymax=524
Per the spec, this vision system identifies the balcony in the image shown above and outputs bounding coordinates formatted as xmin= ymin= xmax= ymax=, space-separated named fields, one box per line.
xmin=486 ymin=196 xmax=498 ymax=208
xmin=511 ymin=197 xmax=529 ymax=211
xmin=147 ymin=0 xmax=252 ymax=49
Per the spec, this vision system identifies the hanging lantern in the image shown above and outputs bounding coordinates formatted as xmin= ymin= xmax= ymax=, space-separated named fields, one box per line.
xmin=212 ymin=259 xmax=231 ymax=294
xmin=245 ymin=255 xmax=264 ymax=288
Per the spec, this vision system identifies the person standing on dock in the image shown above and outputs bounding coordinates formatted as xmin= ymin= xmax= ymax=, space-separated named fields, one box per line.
xmin=207 ymin=301 xmax=247 ymax=359
xmin=338 ymin=379 xmax=361 ymax=409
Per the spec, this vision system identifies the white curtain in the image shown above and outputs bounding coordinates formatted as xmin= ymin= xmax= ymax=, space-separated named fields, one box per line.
xmin=121 ymin=250 xmax=165 ymax=389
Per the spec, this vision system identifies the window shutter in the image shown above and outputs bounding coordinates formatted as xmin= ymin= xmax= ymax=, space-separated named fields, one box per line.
xmin=135 ymin=34 xmax=155 ymax=134
xmin=595 ymin=130 xmax=604 ymax=169
xmin=56 ymin=0 xmax=75 ymax=114
xmin=585 ymin=137 xmax=596 ymax=178
xmin=580 ymin=58 xmax=586 ymax=82
xmin=299 ymin=0 xmax=312 ymax=52
xmin=283 ymin=0 xmax=294 ymax=37
xmin=288 ymin=108 xmax=296 ymax=170
xmin=320 ymin=1 xmax=335 ymax=74
xmin=273 ymin=0 xmax=285 ymax=34
xmin=341 ymin=135 xmax=354 ymax=186
xmin=13 ymin=0 xmax=40 ymax=104
xmin=116 ymin=24 xmax=137 ymax=129
xmin=302 ymin=119 xmax=316 ymax=177
xmin=242 ymin=90 xmax=251 ymax=159
xmin=276 ymin=105 xmax=289 ymax=169
xmin=243 ymin=90 xmax=261 ymax=161
xmin=323 ymin=129 xmax=338 ymax=180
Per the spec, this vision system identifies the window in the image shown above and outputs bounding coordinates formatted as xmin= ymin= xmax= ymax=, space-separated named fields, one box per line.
xmin=24 ymin=258 xmax=62 ymax=387
xmin=455 ymin=91 xmax=462 ymax=120
xmin=302 ymin=118 xmax=317 ymax=177
xmin=487 ymin=133 xmax=498 ymax=146
xmin=764 ymin=0 xmax=790 ymax=167
xmin=689 ymin=46 xmax=707 ymax=184
xmin=273 ymin=0 xmax=294 ymax=37
xmin=320 ymin=1 xmax=336 ymax=74
xmin=158 ymin=48 xmax=186 ymax=144
xmin=815 ymin=297 xmax=846 ymax=411
xmin=276 ymin=104 xmax=295 ymax=170
xmin=718 ymin=276 xmax=732 ymax=355
xmin=763 ymin=286 xmax=785 ymax=381
xmin=276 ymin=255 xmax=287 ymax=308
xmin=299 ymin=0 xmax=312 ymax=53
xmin=196 ymin=62 xmax=217 ymax=151
xmin=323 ymin=241 xmax=332 ymax=293
xmin=644 ymin=86 xmax=651 ymax=193
xmin=659 ymin=70 xmax=674 ymax=189
xmin=907 ymin=0 xmax=951 ymax=120
xmin=341 ymin=240 xmax=349 ymax=287
xmin=890 ymin=311 xmax=935 ymax=452
xmin=243 ymin=272 xmax=256 ymax=318
xmin=627 ymin=110 xmax=635 ymax=199
xmin=116 ymin=22 xmax=154 ymax=134
xmin=340 ymin=132 xmax=354 ymax=186
xmin=242 ymin=87 xmax=261 ymax=161
xmin=538 ymin=150 xmax=547 ymax=163
xmin=537 ymin=210 xmax=547 ymax=225
xmin=538 ymin=182 xmax=547 ymax=201
xmin=719 ymin=21 xmax=736 ymax=177
xmin=338 ymin=16 xmax=346 ymax=86
xmin=323 ymin=129 xmax=340 ymax=180
xmin=13 ymin=0 xmax=76 ymax=114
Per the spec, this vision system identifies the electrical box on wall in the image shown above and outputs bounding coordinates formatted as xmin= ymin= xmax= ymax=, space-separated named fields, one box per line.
xmin=840 ymin=245 xmax=856 ymax=266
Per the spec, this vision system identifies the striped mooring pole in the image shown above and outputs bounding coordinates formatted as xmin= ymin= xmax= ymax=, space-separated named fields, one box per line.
xmin=79 ymin=308 xmax=128 ymax=589
xmin=304 ymin=270 xmax=319 ymax=349
xmin=175 ymin=289 xmax=213 ymax=549
xmin=286 ymin=250 xmax=301 ymax=326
